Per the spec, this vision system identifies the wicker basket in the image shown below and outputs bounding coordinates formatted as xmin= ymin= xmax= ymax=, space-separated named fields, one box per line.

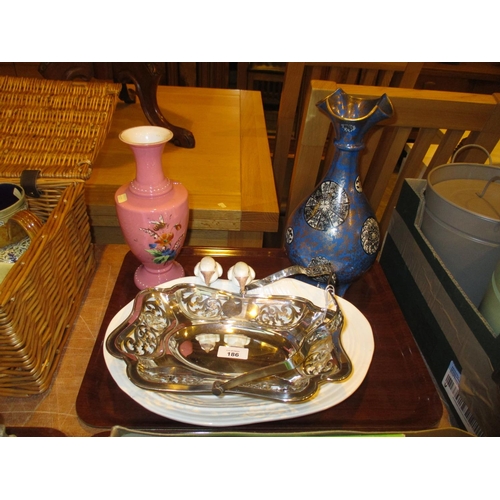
xmin=0 ymin=76 xmax=121 ymax=396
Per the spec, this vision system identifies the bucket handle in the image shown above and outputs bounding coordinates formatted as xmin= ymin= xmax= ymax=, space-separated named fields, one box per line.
xmin=452 ymin=144 xmax=493 ymax=164
xmin=476 ymin=173 xmax=500 ymax=197
xmin=475 ymin=175 xmax=500 ymax=219
xmin=477 ymin=176 xmax=500 ymax=198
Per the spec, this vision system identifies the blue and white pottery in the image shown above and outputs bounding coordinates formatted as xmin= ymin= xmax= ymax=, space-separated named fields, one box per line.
xmin=284 ymin=88 xmax=393 ymax=296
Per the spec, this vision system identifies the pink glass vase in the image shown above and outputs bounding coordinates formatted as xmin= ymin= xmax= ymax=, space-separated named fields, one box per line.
xmin=115 ymin=126 xmax=189 ymax=289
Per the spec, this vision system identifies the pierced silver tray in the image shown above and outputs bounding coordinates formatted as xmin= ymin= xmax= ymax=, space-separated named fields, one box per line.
xmin=106 ymin=266 xmax=351 ymax=403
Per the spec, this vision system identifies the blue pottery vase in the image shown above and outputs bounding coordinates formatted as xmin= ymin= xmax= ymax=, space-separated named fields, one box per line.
xmin=284 ymin=88 xmax=393 ymax=296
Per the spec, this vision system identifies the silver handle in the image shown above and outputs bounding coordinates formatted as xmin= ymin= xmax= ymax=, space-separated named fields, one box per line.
xmin=244 ymin=263 xmax=337 ymax=291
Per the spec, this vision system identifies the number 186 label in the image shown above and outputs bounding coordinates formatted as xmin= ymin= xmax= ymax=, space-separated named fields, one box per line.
xmin=217 ymin=346 xmax=249 ymax=360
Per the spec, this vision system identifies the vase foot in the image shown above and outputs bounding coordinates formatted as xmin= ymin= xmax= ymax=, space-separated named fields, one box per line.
xmin=134 ymin=261 xmax=185 ymax=289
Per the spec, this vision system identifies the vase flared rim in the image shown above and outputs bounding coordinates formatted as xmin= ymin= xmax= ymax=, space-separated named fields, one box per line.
xmin=119 ymin=125 xmax=174 ymax=146
xmin=318 ymin=88 xmax=393 ymax=122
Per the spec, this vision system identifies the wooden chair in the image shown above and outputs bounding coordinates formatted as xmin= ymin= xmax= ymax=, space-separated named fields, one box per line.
xmin=286 ymin=80 xmax=500 ymax=243
xmin=272 ymin=63 xmax=424 ymax=209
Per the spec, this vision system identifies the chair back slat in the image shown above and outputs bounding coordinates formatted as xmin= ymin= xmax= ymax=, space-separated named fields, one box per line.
xmin=399 ymin=128 xmax=439 ymax=178
xmin=345 ymin=67 xmax=361 ymax=83
xmin=358 ymin=126 xmax=385 ymax=182
xmin=423 ymin=129 xmax=465 ymax=177
xmin=459 ymin=95 xmax=500 ymax=162
xmin=285 ymin=83 xmax=331 ymax=215
xmin=377 ymin=70 xmax=396 ymax=87
xmin=364 ymin=126 xmax=413 ymax=208
xmin=378 ymin=127 xmax=441 ymax=235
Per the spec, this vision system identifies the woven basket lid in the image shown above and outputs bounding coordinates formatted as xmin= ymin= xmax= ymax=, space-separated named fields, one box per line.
xmin=0 ymin=76 xmax=121 ymax=181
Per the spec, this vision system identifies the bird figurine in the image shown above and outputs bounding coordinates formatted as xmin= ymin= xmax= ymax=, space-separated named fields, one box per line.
xmin=194 ymin=256 xmax=223 ymax=286
xmin=227 ymin=261 xmax=256 ymax=294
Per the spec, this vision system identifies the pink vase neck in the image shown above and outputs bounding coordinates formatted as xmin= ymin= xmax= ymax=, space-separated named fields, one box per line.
xmin=128 ymin=142 xmax=172 ymax=197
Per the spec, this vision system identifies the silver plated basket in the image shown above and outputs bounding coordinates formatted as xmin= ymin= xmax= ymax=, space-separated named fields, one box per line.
xmin=106 ymin=265 xmax=351 ymax=403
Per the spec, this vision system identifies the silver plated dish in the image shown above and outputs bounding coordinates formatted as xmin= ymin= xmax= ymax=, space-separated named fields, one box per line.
xmin=106 ymin=265 xmax=351 ymax=403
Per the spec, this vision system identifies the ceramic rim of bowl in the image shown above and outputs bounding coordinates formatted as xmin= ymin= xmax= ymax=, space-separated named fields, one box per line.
xmin=0 ymin=183 xmax=27 ymax=221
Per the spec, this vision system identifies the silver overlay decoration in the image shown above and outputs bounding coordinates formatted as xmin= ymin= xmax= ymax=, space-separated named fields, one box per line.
xmin=355 ymin=176 xmax=362 ymax=193
xmin=360 ymin=217 xmax=380 ymax=255
xmin=309 ymin=256 xmax=333 ymax=284
xmin=123 ymin=295 xmax=170 ymax=357
xmin=304 ymin=181 xmax=349 ymax=231
xmin=341 ymin=124 xmax=356 ymax=133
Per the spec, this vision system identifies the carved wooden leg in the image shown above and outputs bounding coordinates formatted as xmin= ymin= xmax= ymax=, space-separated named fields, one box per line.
xmin=112 ymin=62 xmax=195 ymax=148
xmin=39 ymin=63 xmax=195 ymax=149
xmin=38 ymin=62 xmax=96 ymax=81
xmin=118 ymin=83 xmax=136 ymax=104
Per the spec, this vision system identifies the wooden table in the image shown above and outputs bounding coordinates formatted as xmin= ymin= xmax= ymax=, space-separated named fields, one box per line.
xmin=86 ymin=86 xmax=279 ymax=248
xmin=76 ymin=247 xmax=444 ymax=435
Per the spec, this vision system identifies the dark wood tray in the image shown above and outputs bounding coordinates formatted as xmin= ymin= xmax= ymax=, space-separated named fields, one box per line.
xmin=76 ymin=247 xmax=443 ymax=433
